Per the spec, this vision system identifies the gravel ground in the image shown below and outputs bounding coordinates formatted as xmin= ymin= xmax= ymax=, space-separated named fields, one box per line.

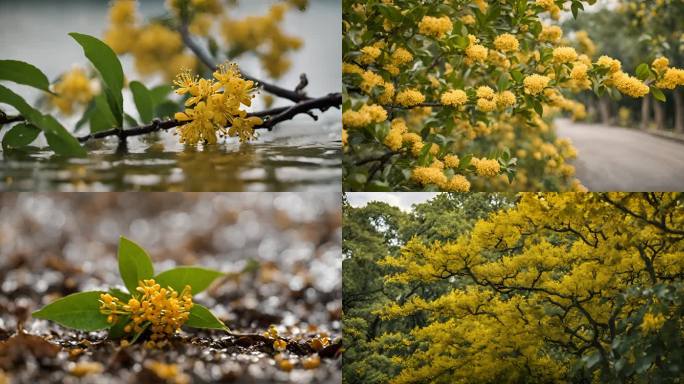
xmin=0 ymin=193 xmax=342 ymax=383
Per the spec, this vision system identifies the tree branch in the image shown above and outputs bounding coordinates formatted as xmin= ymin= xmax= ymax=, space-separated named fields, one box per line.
xmin=75 ymin=92 xmax=341 ymax=143
xmin=178 ymin=23 xmax=310 ymax=103
xmin=0 ymin=113 xmax=26 ymax=126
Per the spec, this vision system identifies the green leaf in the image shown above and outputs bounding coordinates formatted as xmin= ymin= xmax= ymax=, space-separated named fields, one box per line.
xmin=0 ymin=60 xmax=52 ymax=93
xmin=130 ymin=81 xmax=154 ymax=123
xmin=0 ymin=84 xmax=86 ymax=157
xmin=635 ymin=63 xmax=650 ymax=80
xmin=108 ymin=287 xmax=131 ymax=302
xmin=75 ymin=101 xmax=96 ymax=132
xmin=185 ymin=304 xmax=228 ymax=330
xmin=38 ymin=115 xmax=87 ymax=157
xmin=149 ymin=84 xmax=174 ymax=106
xmin=154 ymin=267 xmax=224 ymax=295
xmin=32 ymin=291 xmax=110 ymax=331
xmin=89 ymin=93 xmax=117 ymax=133
xmin=0 ymin=83 xmax=40 ymax=119
xmin=2 ymin=123 xmax=41 ymax=149
xmin=107 ymin=315 xmax=131 ymax=339
xmin=651 ymin=87 xmax=666 ymax=102
xmin=118 ymin=236 xmax=155 ymax=295
xmin=155 ymin=100 xmax=180 ymax=118
xmin=69 ymin=32 xmax=124 ymax=127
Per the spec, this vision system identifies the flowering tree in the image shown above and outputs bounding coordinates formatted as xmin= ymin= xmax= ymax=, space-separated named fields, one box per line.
xmin=0 ymin=0 xmax=340 ymax=156
xmin=342 ymin=0 xmax=684 ymax=191
xmin=371 ymin=193 xmax=684 ymax=383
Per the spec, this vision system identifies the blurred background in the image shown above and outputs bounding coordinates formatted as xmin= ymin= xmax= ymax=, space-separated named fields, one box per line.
xmin=0 ymin=0 xmax=341 ymax=191
xmin=0 ymin=192 xmax=341 ymax=383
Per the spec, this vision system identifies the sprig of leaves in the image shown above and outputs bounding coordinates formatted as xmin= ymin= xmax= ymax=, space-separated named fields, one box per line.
xmin=33 ymin=236 xmax=228 ymax=338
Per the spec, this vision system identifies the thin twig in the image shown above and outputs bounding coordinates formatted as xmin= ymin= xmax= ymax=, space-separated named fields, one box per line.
xmin=75 ymin=93 xmax=341 ymax=143
xmin=0 ymin=114 xmax=26 ymax=126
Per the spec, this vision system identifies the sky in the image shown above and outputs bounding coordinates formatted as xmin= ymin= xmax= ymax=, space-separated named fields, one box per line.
xmin=346 ymin=193 xmax=440 ymax=211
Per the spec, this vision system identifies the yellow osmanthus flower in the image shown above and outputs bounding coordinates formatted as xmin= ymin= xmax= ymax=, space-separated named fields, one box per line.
xmin=493 ymin=33 xmax=519 ymax=53
xmin=342 ymin=104 xmax=388 ymax=128
xmin=99 ymin=279 xmax=193 ymax=348
xmin=221 ymin=3 xmax=303 ymax=79
xmin=443 ymin=155 xmax=459 ymax=168
xmin=495 ymin=91 xmax=516 ymax=108
xmin=359 ymin=46 xmax=382 ymax=64
xmin=411 ymin=166 xmax=447 ymax=187
xmin=395 ymin=89 xmax=426 ymax=107
xmin=391 ymin=48 xmax=413 ymax=66
xmin=596 ymin=55 xmax=622 ymax=73
xmin=50 ymin=67 xmax=96 ymax=115
xmin=417 ymin=16 xmax=453 ymax=39
xmin=523 ymin=74 xmax=550 ymax=95
xmin=472 ymin=157 xmax=500 ymax=177
xmin=539 ymin=25 xmax=562 ymax=42
xmin=656 ymin=67 xmax=684 ymax=90
xmin=641 ymin=313 xmax=666 ymax=333
xmin=465 ymin=35 xmax=488 ymax=63
xmin=173 ymin=63 xmax=261 ymax=145
xmin=610 ymin=71 xmax=650 ymax=98
xmin=440 ymin=90 xmax=468 ymax=106
xmin=552 ymin=47 xmax=578 ymax=64
xmin=652 ymin=57 xmax=669 ymax=73
xmin=445 ymin=174 xmax=470 ymax=192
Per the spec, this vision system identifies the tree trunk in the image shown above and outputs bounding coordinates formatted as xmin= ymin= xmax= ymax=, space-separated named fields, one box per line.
xmin=598 ymin=97 xmax=612 ymax=125
xmin=640 ymin=94 xmax=651 ymax=130
xmin=675 ymin=88 xmax=684 ymax=133
xmin=654 ymin=101 xmax=665 ymax=130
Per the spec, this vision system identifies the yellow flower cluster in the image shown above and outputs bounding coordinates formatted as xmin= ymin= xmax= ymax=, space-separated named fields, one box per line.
xmin=99 ymin=279 xmax=193 ymax=348
xmin=104 ymin=0 xmax=196 ymax=80
xmin=395 ymin=89 xmax=426 ymax=107
xmin=391 ymin=48 xmax=413 ymax=66
xmin=493 ymin=33 xmax=519 ymax=53
xmin=411 ymin=167 xmax=470 ymax=192
xmin=596 ymin=55 xmax=622 ymax=73
xmin=656 ymin=67 xmax=684 ymax=90
xmin=539 ymin=25 xmax=562 ymax=43
xmin=575 ymin=31 xmax=596 ymax=57
xmin=552 ymin=47 xmax=578 ymax=64
xmin=417 ymin=16 xmax=453 ymax=39
xmin=383 ymin=118 xmax=408 ymax=151
xmin=476 ymin=86 xmax=496 ymax=112
xmin=640 ymin=312 xmax=666 ymax=333
xmin=440 ymin=89 xmax=468 ymax=106
xmin=221 ymin=3 xmax=303 ymax=78
xmin=173 ymin=63 xmax=262 ymax=144
xmin=536 ymin=0 xmax=561 ymax=19
xmin=472 ymin=157 xmax=500 ymax=177
xmin=610 ymin=71 xmax=650 ymax=98
xmin=49 ymin=67 xmax=96 ymax=115
xmin=359 ymin=46 xmax=382 ymax=64
xmin=465 ymin=35 xmax=488 ymax=63
xmin=652 ymin=57 xmax=669 ymax=73
xmin=523 ymin=74 xmax=550 ymax=95
xmin=342 ymin=104 xmax=388 ymax=128
xmin=444 ymin=154 xmax=460 ymax=168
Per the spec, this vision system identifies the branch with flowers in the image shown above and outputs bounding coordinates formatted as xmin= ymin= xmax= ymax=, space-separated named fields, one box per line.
xmin=342 ymin=0 xmax=684 ymax=192
xmin=0 ymin=0 xmax=340 ymax=157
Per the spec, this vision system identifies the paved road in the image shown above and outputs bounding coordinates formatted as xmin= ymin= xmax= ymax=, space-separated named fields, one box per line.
xmin=555 ymin=119 xmax=684 ymax=191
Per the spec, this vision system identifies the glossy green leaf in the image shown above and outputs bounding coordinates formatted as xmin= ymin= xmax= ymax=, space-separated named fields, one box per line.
xmin=32 ymin=291 xmax=109 ymax=331
xmin=155 ymin=100 xmax=180 ymax=118
xmin=118 ymin=236 xmax=155 ymax=295
xmin=636 ymin=63 xmax=650 ymax=80
xmin=0 ymin=60 xmax=52 ymax=93
xmin=2 ymin=123 xmax=41 ymax=149
xmin=0 ymin=83 xmax=40 ymax=119
xmin=185 ymin=304 xmax=229 ymax=330
xmin=130 ymin=81 xmax=153 ymax=123
xmin=69 ymin=33 xmax=124 ymax=127
xmin=651 ymin=87 xmax=666 ymax=102
xmin=154 ymin=267 xmax=224 ymax=295
xmin=38 ymin=115 xmax=87 ymax=157
xmin=149 ymin=84 xmax=174 ymax=106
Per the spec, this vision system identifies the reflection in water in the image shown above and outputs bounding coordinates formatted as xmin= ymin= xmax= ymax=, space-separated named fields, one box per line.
xmin=0 ymin=123 xmax=341 ymax=191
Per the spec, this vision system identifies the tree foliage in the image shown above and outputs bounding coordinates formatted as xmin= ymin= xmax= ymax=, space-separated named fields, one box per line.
xmin=342 ymin=0 xmax=684 ymax=191
xmin=344 ymin=192 xmax=684 ymax=383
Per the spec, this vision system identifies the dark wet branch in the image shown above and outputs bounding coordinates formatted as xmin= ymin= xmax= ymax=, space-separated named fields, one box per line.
xmin=0 ymin=114 xmax=26 ymax=126
xmin=178 ymin=22 xmax=311 ymax=103
xmin=75 ymin=92 xmax=341 ymax=143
